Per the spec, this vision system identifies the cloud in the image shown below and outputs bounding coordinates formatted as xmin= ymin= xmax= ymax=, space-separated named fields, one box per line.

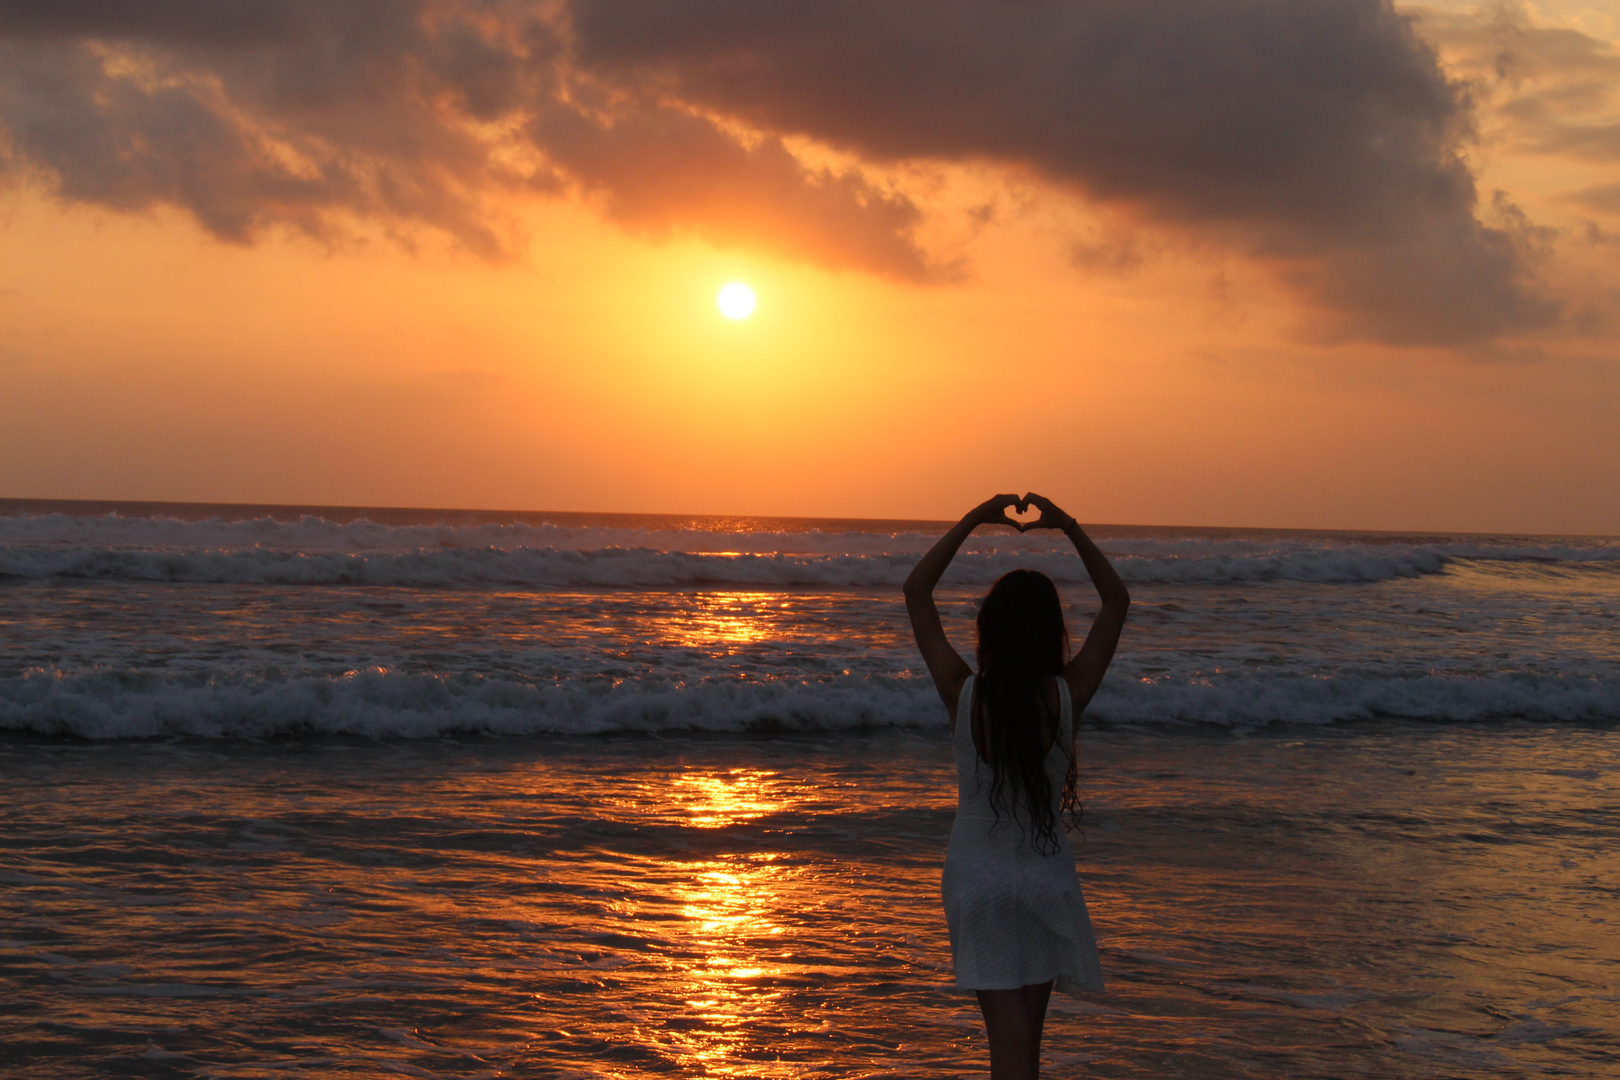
xmin=531 ymin=101 xmax=940 ymax=279
xmin=1564 ymin=181 xmax=1620 ymax=215
xmin=0 ymin=2 xmax=525 ymax=254
xmin=1419 ymin=8 xmax=1620 ymax=165
xmin=0 ymin=0 xmax=939 ymax=277
xmin=567 ymin=0 xmax=1559 ymax=344
xmin=0 ymin=0 xmax=1569 ymax=342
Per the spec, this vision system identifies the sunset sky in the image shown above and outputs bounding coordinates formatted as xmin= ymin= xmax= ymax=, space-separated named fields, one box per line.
xmin=2 ymin=0 xmax=1619 ymax=533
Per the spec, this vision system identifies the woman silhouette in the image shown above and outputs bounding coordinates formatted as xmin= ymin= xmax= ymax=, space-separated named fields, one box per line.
xmin=904 ymin=493 xmax=1129 ymax=1079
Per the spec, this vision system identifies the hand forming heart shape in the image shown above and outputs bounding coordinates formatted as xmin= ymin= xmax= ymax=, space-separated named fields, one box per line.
xmin=981 ymin=493 xmax=1072 ymax=532
xmin=986 ymin=492 xmax=1071 ymax=533
xmin=979 ymin=494 xmax=1023 ymax=531
xmin=1006 ymin=501 xmax=1040 ymax=529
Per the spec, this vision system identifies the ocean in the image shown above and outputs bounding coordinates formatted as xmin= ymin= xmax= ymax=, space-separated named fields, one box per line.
xmin=2 ymin=499 xmax=1617 ymax=1077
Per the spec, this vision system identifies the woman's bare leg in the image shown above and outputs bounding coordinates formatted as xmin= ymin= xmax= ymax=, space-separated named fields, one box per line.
xmin=975 ymin=981 xmax=1054 ymax=1079
xmin=1022 ymin=979 xmax=1053 ymax=1050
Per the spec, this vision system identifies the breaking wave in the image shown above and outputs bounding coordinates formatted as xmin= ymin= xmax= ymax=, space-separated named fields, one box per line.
xmin=4 ymin=666 xmax=1615 ymax=740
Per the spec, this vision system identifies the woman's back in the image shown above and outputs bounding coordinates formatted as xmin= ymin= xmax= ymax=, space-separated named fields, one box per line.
xmin=944 ymin=673 xmax=1103 ymax=993
xmin=952 ymin=675 xmax=1074 ymax=850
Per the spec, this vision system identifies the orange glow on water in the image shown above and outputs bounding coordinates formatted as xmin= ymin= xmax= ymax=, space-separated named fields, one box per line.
xmin=656 ymin=768 xmax=801 ymax=1074
xmin=668 ymin=855 xmax=792 ymax=1073
xmin=650 ymin=593 xmax=783 ymax=648
xmin=672 ymin=769 xmax=781 ymax=830
xmin=5 ymin=730 xmax=1617 ymax=1077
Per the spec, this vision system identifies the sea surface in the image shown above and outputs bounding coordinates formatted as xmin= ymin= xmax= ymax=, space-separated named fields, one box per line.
xmin=2 ymin=499 xmax=1617 ymax=1078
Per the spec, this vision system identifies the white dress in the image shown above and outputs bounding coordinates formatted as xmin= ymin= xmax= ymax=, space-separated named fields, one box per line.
xmin=942 ymin=675 xmax=1105 ymax=994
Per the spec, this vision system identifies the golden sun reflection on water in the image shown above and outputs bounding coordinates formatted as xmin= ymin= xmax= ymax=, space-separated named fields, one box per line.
xmin=660 ymin=769 xmax=799 ymax=1075
xmin=668 ymin=855 xmax=794 ymax=1074
xmin=671 ymin=769 xmax=781 ymax=830
xmin=650 ymin=592 xmax=784 ymax=647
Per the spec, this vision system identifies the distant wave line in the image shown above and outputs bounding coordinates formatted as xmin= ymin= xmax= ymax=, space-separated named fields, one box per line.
xmin=0 ymin=543 xmax=1466 ymax=586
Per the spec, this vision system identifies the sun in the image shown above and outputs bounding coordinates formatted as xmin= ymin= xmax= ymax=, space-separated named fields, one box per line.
xmin=717 ymin=283 xmax=756 ymax=320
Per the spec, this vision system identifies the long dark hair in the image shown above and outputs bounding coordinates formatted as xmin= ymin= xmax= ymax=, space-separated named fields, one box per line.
xmin=973 ymin=569 xmax=1079 ymax=854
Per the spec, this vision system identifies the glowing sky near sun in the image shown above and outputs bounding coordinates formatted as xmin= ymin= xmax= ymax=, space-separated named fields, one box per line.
xmin=1 ymin=0 xmax=1618 ymax=532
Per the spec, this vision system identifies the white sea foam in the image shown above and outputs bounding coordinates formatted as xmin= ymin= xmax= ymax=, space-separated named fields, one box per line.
xmin=4 ymin=666 xmax=1615 ymax=739
xmin=1099 ymin=670 xmax=1620 ymax=727
xmin=0 ymin=669 xmax=939 ymax=739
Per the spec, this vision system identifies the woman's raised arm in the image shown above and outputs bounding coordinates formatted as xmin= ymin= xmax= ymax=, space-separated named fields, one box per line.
xmin=1022 ymin=492 xmax=1130 ymax=716
xmin=904 ymin=495 xmax=1023 ymax=717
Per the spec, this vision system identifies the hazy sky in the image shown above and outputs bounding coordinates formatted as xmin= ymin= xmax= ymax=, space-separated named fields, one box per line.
xmin=2 ymin=0 xmax=1618 ymax=532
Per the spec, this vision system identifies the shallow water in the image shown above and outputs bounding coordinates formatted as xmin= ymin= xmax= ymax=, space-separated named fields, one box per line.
xmin=4 ymin=725 xmax=1616 ymax=1078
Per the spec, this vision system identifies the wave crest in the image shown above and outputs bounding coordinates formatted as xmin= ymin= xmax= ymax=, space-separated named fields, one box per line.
xmin=4 ymin=667 xmax=1615 ymax=739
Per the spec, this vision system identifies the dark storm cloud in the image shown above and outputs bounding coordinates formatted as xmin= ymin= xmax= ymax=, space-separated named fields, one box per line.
xmin=0 ymin=0 xmax=303 ymax=45
xmin=569 ymin=0 xmax=1559 ymax=343
xmin=0 ymin=0 xmax=937 ymax=275
xmin=0 ymin=1 xmax=530 ymax=254
xmin=0 ymin=0 xmax=1567 ymax=342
